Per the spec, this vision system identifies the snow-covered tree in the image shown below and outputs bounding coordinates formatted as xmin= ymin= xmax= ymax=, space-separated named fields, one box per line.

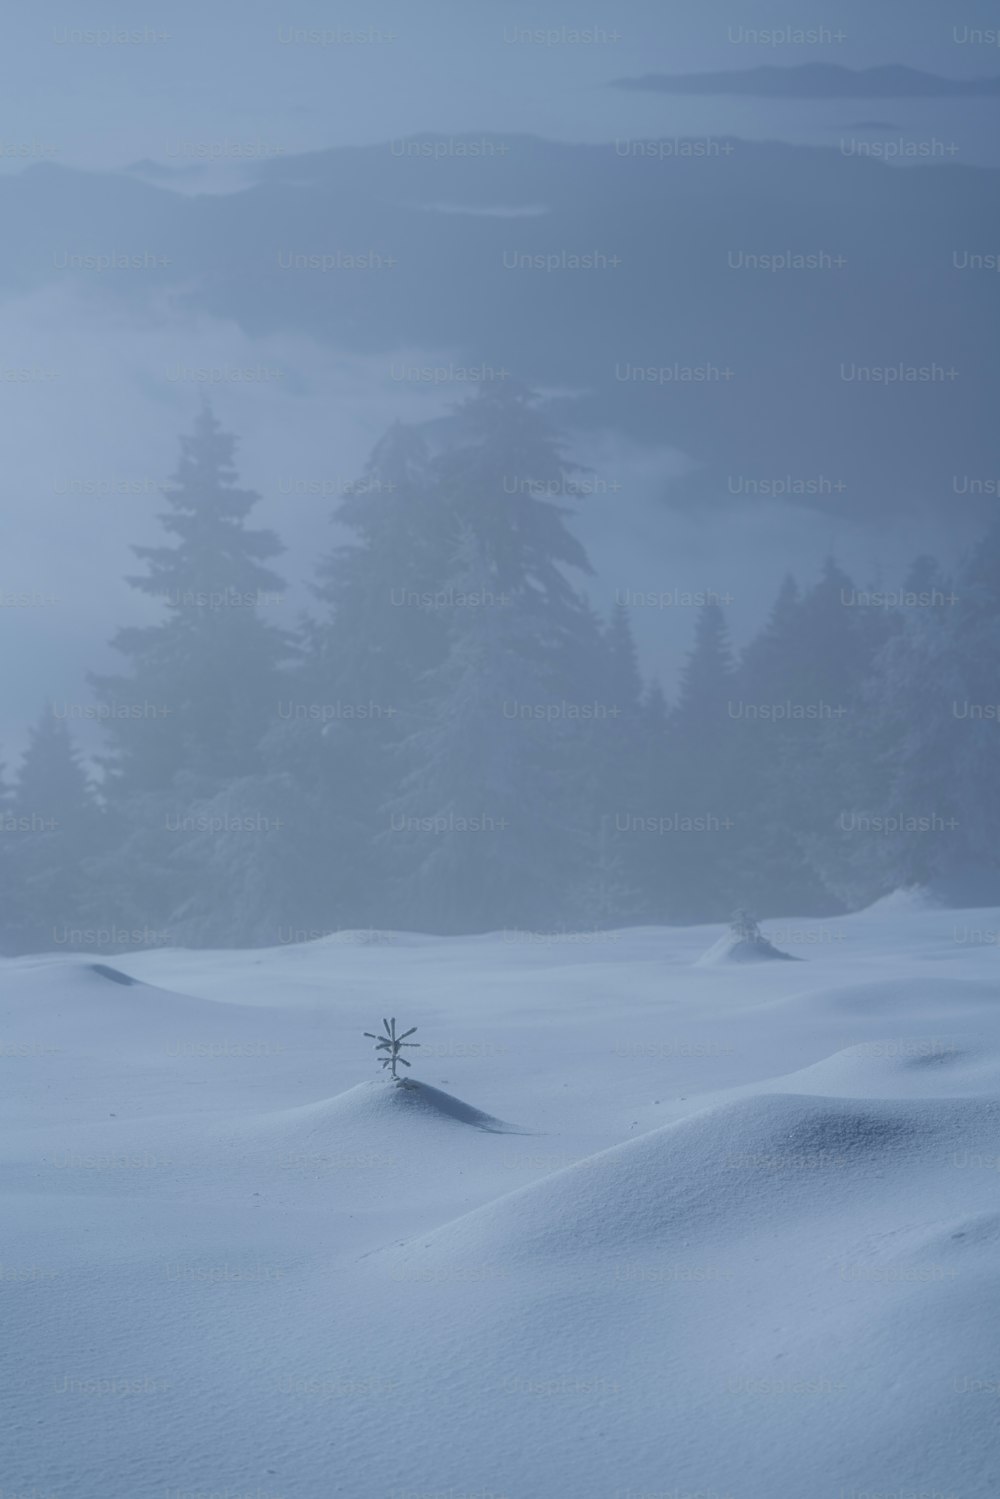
xmin=605 ymin=601 xmax=645 ymax=718
xmin=812 ymin=534 xmax=995 ymax=907
xmin=304 ymin=384 xmax=607 ymax=934
xmin=728 ymin=559 xmax=895 ymax=916
xmin=381 ymin=526 xmax=578 ymax=931
xmin=430 ymin=381 xmax=593 ymax=628
xmin=0 ymin=755 xmax=18 ymax=952
xmin=92 ymin=401 xmax=289 ymax=798
xmin=84 ymin=404 xmax=292 ymax=941
xmin=572 ymin=602 xmax=649 ymax=924
xmin=4 ymin=712 xmax=103 ymax=953
xmin=730 ymin=574 xmax=842 ymax=915
xmin=306 ymin=420 xmax=447 ymax=709
xmin=291 ymin=421 xmax=451 ymax=928
xmin=652 ymin=602 xmax=740 ymax=920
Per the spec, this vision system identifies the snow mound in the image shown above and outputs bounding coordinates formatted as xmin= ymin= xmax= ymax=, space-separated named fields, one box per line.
xmin=796 ymin=975 xmax=1000 ymax=1018
xmin=361 ymin=1090 xmax=1000 ymax=1499
xmin=694 ymin=927 xmax=800 ymax=966
xmin=245 ymin=1078 xmax=524 ymax=1141
xmin=910 ymin=1211 xmax=1000 ymax=1260
xmin=0 ymin=958 xmax=271 ymax=1049
xmin=378 ymin=1092 xmax=950 ymax=1271
xmin=764 ymin=1037 xmax=1000 ymax=1099
xmin=855 ymin=884 xmax=944 ymax=917
xmin=321 ymin=1077 xmax=519 ymax=1131
xmin=88 ymin=962 xmax=142 ymax=985
xmin=11 ymin=906 xmax=1000 ymax=1498
xmin=330 ymin=928 xmax=398 ymax=946
xmin=260 ymin=927 xmax=441 ymax=952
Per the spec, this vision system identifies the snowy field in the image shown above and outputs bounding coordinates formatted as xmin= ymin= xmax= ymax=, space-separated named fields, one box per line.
xmin=4 ymin=896 xmax=1000 ymax=1498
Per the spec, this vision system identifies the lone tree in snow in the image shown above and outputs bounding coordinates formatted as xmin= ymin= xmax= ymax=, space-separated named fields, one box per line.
xmin=364 ymin=1017 xmax=419 ymax=1081
xmin=727 ymin=907 xmax=800 ymax=961
xmin=693 ymin=906 xmax=801 ymax=966
xmin=730 ymin=908 xmax=762 ymax=944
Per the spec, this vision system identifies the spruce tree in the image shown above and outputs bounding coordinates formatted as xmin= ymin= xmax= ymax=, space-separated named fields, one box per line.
xmin=0 ymin=755 xmax=17 ymax=953
xmin=731 ymin=574 xmax=841 ymax=916
xmin=431 ymin=381 xmax=593 ymax=621
xmin=738 ymin=575 xmax=803 ymax=700
xmin=605 ymin=602 xmax=644 ymax=717
xmin=793 ymin=556 xmax=881 ymax=704
xmin=5 ymin=711 xmax=102 ymax=953
xmin=382 ymin=527 xmax=572 ymax=932
xmin=729 ymin=558 xmax=899 ymax=916
xmin=582 ymin=602 xmax=648 ymax=924
xmin=311 ymin=384 xmax=605 ymax=933
xmin=293 ymin=420 xmax=449 ymax=933
xmin=673 ymin=601 xmax=734 ymax=729
xmin=92 ymin=401 xmax=288 ymax=796
xmin=418 ymin=384 xmax=606 ymax=931
xmin=306 ymin=420 xmax=447 ymax=708
xmin=792 ymin=557 xmax=906 ymax=908
xmin=89 ymin=403 xmax=291 ymax=943
xmin=658 ymin=603 xmax=740 ymax=921
xmin=816 ymin=534 xmax=993 ymax=907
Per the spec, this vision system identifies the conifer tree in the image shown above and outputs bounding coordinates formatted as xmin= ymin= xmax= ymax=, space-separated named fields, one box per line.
xmin=88 ymin=404 xmax=292 ymax=941
xmin=414 ymin=384 xmax=607 ymax=931
xmin=673 ymin=602 xmax=735 ymax=731
xmin=309 ymin=384 xmax=605 ymax=933
xmin=306 ymin=420 xmax=447 ymax=707
xmin=730 ymin=574 xmax=839 ymax=915
xmin=605 ymin=601 xmax=645 ymax=718
xmin=292 ymin=420 xmax=450 ymax=932
xmin=657 ymin=603 xmax=740 ymax=921
xmin=381 ymin=526 xmax=574 ymax=932
xmin=0 ymin=755 xmax=17 ymax=953
xmin=432 ymin=381 xmax=592 ymax=619
xmin=5 ymin=711 xmax=102 ymax=953
xmin=738 ymin=574 xmax=803 ymax=699
xmin=92 ymin=401 xmax=289 ymax=797
xmin=581 ymin=601 xmax=648 ymax=922
xmin=815 ymin=533 xmax=996 ymax=907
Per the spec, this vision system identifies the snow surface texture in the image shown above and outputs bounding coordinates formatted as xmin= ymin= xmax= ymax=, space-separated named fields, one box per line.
xmin=4 ymin=905 xmax=1000 ymax=1497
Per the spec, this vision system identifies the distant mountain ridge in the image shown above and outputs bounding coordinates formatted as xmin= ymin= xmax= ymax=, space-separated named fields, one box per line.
xmin=2 ymin=132 xmax=997 ymax=523
xmin=613 ymin=62 xmax=1000 ymax=98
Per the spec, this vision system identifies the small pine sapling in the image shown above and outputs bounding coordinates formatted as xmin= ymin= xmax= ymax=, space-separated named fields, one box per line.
xmin=364 ymin=1017 xmax=420 ymax=1083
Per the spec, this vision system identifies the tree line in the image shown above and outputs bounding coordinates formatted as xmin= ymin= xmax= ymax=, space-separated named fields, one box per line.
xmin=2 ymin=384 xmax=994 ymax=952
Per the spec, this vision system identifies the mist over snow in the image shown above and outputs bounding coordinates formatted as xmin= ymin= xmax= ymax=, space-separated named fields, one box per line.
xmin=0 ymin=277 xmax=971 ymax=760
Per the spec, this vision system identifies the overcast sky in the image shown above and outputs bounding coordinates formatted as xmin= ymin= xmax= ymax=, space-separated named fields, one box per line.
xmin=4 ymin=0 xmax=1000 ymax=169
